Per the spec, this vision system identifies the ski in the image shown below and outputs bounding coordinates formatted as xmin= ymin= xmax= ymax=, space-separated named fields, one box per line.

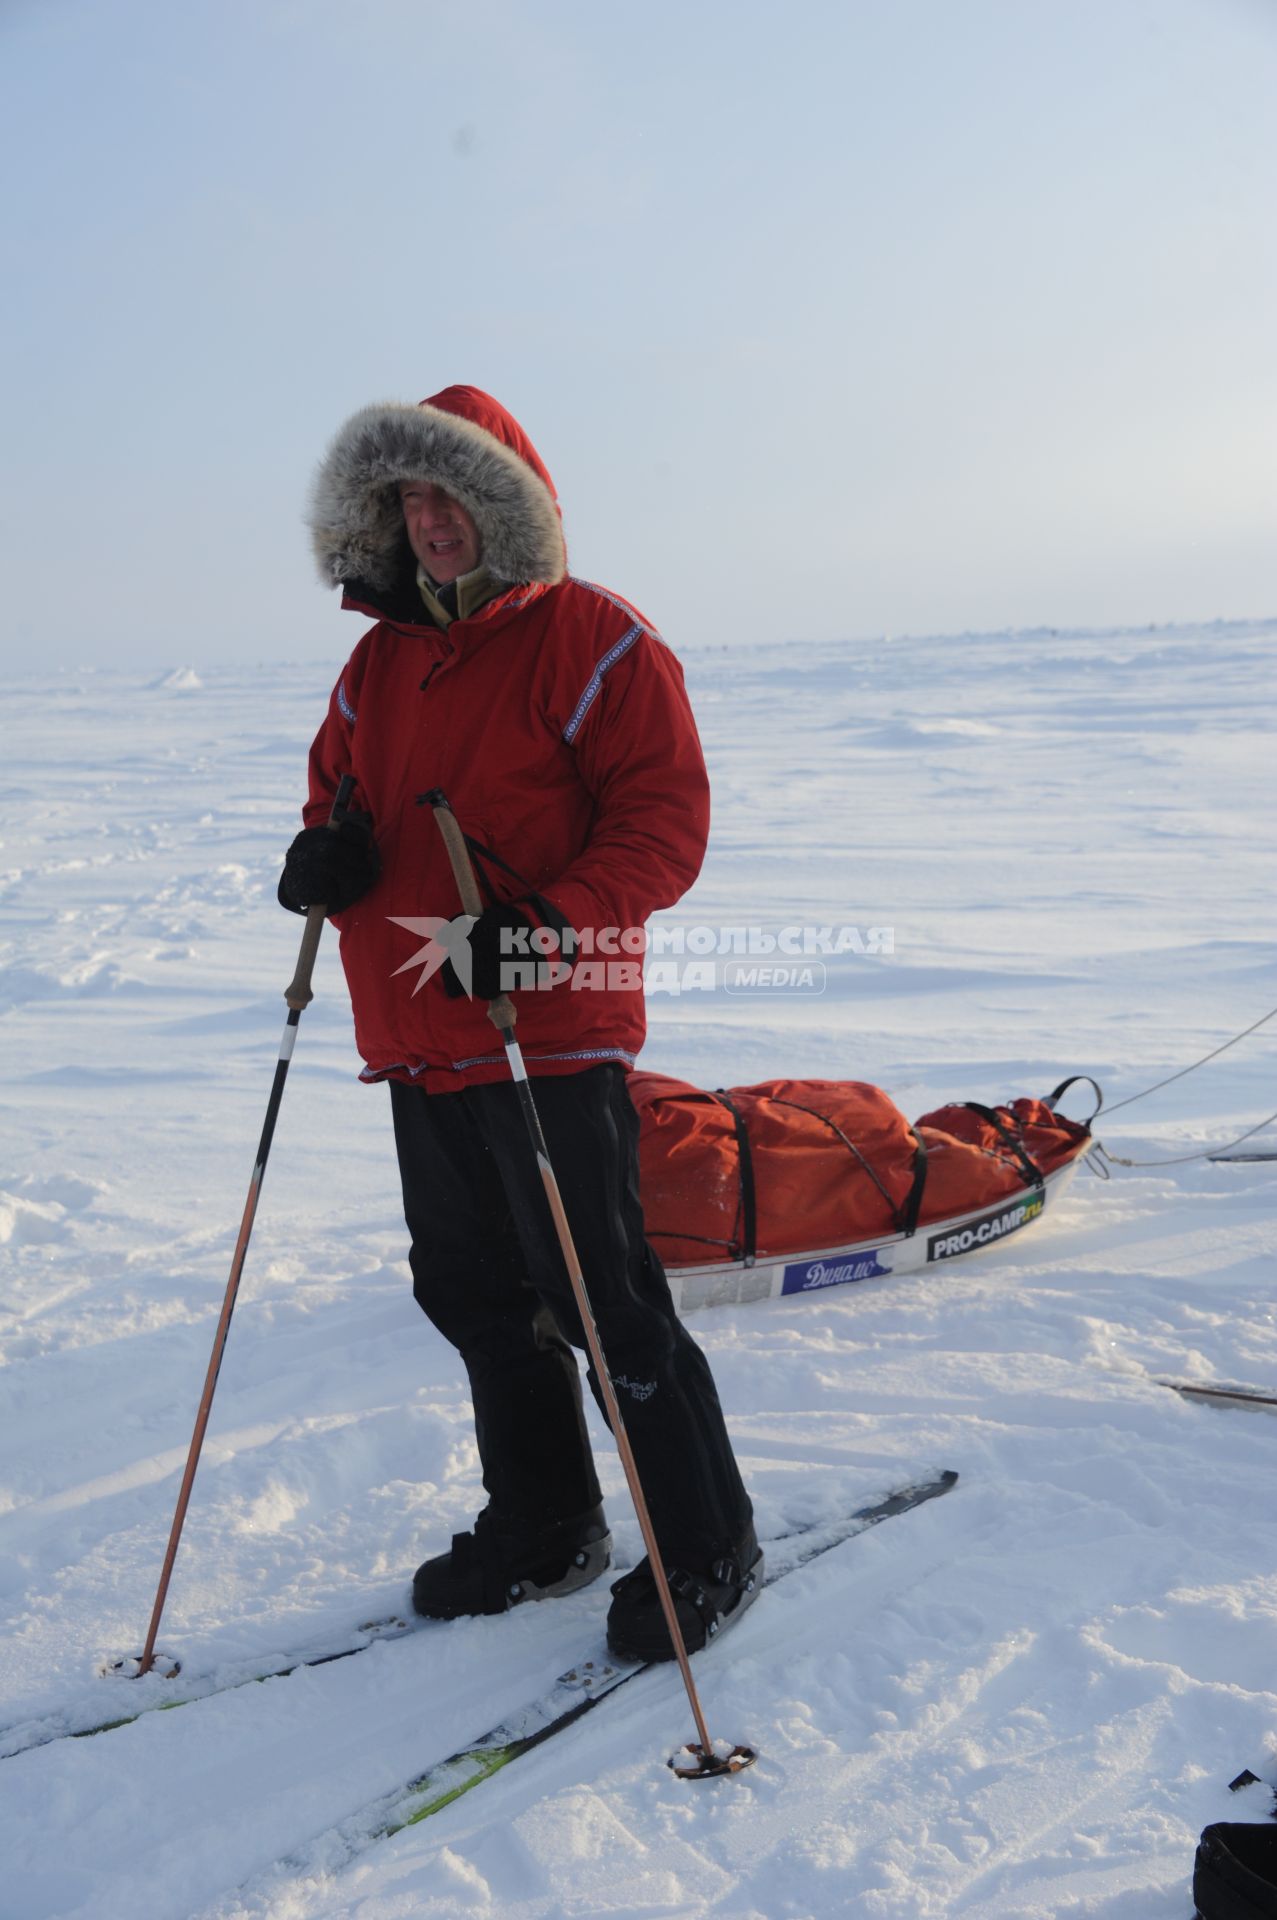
xmin=0 ymin=1470 xmax=956 ymax=1768
xmin=241 ymin=1470 xmax=958 ymax=1886
xmin=0 ymin=1610 xmax=420 ymax=1762
xmin=1161 ymin=1379 xmax=1277 ymax=1415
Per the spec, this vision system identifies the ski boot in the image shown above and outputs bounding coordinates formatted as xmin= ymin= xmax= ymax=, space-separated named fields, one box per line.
xmin=605 ymin=1525 xmax=764 ymax=1662
xmin=412 ymin=1502 xmax=612 ymax=1619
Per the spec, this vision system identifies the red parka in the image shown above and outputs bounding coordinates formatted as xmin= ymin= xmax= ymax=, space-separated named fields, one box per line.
xmin=301 ymin=386 xmax=710 ymax=1092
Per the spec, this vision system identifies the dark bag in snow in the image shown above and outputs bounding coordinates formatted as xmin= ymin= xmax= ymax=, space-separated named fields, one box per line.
xmin=1194 ymin=1822 xmax=1277 ymax=1919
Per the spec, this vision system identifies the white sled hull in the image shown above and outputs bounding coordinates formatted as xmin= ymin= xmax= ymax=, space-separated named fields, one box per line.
xmin=668 ymin=1155 xmax=1083 ymax=1316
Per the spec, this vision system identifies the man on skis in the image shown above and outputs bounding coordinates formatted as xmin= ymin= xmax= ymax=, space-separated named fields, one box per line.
xmin=279 ymin=385 xmax=758 ymax=1661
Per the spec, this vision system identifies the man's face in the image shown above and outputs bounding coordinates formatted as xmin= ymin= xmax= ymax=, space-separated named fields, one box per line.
xmin=398 ymin=481 xmax=482 ymax=584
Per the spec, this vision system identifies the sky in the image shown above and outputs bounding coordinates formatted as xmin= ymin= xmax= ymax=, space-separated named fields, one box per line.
xmin=2 ymin=0 xmax=1276 ymax=673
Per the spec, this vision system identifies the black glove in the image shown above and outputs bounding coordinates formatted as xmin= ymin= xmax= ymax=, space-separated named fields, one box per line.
xmin=442 ymin=903 xmax=534 ymax=999
xmin=278 ymin=815 xmax=380 ymax=916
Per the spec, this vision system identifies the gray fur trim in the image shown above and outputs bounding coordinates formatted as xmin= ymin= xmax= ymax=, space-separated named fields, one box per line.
xmin=307 ymin=402 xmax=566 ymax=591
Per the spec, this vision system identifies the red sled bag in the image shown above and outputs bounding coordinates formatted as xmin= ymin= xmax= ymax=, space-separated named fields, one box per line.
xmin=630 ymin=1071 xmax=1093 ymax=1271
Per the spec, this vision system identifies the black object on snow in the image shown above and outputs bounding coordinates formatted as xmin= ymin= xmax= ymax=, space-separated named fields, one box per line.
xmin=1194 ymin=1822 xmax=1277 ymax=1919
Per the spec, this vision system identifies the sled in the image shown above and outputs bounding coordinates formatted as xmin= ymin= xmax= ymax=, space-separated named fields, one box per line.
xmin=628 ymin=1071 xmax=1097 ymax=1316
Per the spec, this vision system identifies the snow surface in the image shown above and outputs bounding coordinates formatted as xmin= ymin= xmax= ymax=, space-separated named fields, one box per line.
xmin=2 ymin=621 xmax=1275 ymax=1919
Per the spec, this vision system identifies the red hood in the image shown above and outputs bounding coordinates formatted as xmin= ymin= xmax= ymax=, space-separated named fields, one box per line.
xmin=421 ymin=385 xmax=561 ymax=512
xmin=308 ymin=386 xmax=567 ymax=594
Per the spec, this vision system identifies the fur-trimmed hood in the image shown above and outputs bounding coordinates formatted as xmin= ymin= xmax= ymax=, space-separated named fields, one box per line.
xmin=307 ymin=385 xmax=567 ymax=595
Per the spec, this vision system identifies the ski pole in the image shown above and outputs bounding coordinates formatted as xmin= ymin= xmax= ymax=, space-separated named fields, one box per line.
xmin=125 ymin=774 xmax=358 ymax=1680
xmin=426 ymin=789 xmax=755 ymax=1780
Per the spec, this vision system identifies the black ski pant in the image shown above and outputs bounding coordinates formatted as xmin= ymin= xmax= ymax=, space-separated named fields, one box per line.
xmin=389 ymin=1065 xmax=753 ymax=1569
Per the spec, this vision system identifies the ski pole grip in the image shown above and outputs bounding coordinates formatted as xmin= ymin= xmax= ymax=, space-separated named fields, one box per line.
xmin=426 ymin=790 xmax=518 ymax=1032
xmin=284 ymin=774 xmax=357 ymax=1011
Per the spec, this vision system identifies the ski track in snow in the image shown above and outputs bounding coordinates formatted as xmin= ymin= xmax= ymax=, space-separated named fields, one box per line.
xmin=1 ymin=623 xmax=1275 ymax=1919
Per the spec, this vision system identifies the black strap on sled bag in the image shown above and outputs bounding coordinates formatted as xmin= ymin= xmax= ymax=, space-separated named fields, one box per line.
xmin=766 ymin=1095 xmax=928 ymax=1237
xmin=962 ymin=1102 xmax=1047 ymax=1191
xmin=1193 ymin=1822 xmax=1277 ymax=1919
xmin=1046 ymin=1073 xmax=1103 ymax=1127
xmin=640 ymin=1089 xmax=760 ymax=1266
xmin=711 ymin=1091 xmax=757 ymax=1265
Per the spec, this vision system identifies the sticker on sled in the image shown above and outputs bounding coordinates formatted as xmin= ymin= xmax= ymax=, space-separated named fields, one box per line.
xmin=925 ymin=1192 xmax=1045 ymax=1263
